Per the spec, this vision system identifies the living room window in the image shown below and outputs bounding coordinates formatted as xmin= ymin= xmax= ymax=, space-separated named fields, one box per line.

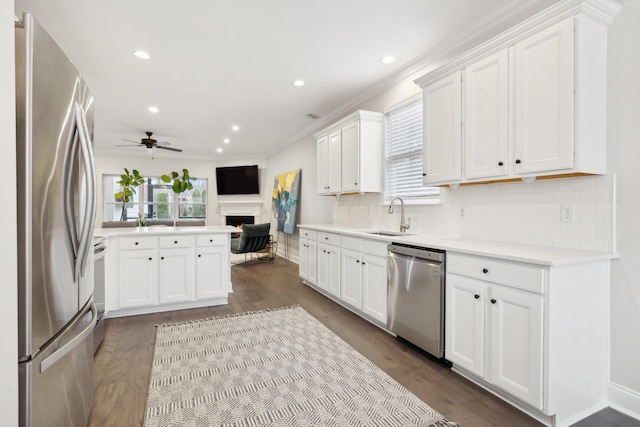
xmin=103 ymin=175 xmax=207 ymax=222
xmin=384 ymin=94 xmax=440 ymax=203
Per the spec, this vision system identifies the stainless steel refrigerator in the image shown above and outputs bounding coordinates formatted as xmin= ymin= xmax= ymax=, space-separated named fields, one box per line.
xmin=16 ymin=13 xmax=98 ymax=427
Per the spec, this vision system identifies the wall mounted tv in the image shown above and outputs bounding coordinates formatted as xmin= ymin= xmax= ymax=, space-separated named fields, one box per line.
xmin=215 ymin=165 xmax=260 ymax=195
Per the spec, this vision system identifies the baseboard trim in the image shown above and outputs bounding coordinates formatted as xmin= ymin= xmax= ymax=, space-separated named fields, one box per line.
xmin=608 ymin=382 xmax=640 ymax=421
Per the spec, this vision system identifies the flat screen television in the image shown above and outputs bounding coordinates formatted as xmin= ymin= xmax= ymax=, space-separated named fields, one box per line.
xmin=215 ymin=165 xmax=260 ymax=195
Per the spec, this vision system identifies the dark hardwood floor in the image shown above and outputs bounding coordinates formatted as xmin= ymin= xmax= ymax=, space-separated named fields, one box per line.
xmin=90 ymin=257 xmax=639 ymax=427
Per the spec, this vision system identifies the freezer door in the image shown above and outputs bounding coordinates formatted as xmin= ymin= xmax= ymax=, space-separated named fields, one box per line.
xmin=16 ymin=13 xmax=96 ymax=359
xmin=19 ymin=300 xmax=96 ymax=427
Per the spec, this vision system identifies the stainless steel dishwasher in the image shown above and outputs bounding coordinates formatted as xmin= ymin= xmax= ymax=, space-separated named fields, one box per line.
xmin=387 ymin=243 xmax=445 ymax=358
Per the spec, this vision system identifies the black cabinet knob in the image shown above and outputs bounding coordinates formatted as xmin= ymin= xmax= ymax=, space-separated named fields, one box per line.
xmin=515 ymin=159 xmax=522 ymax=164
xmin=325 ymin=237 xmax=329 ymax=240
xmin=174 ymin=240 xmax=178 ymax=244
xmin=482 ymin=268 xmax=488 ymax=274
xmin=498 ymin=161 xmax=504 ymax=166
xmin=135 ymin=242 xmax=139 ymax=245
xmin=198 ymin=254 xmax=201 ymax=258
xmin=356 ymin=260 xmax=360 ymax=263
xmin=422 ymin=173 xmax=427 ymax=177
xmin=148 ymin=257 xmax=152 ymax=261
xmin=354 ymin=182 xmax=357 ymax=185
xmin=362 ymin=262 xmax=366 ymax=266
xmin=474 ymin=294 xmax=480 ymax=299
xmin=161 ymin=256 xmax=164 ymax=260
xmin=209 ymin=239 xmax=213 ymax=242
xmin=491 ymin=299 xmax=497 ymax=304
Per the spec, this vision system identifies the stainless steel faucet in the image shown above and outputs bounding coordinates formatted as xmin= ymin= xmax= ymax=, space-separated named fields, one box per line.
xmin=388 ymin=197 xmax=410 ymax=232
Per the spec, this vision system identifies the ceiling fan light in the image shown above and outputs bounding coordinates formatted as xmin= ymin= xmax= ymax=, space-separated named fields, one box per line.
xmin=381 ymin=56 xmax=396 ymax=65
xmin=216 ymin=148 xmax=223 ymax=153
xmin=148 ymin=106 xmax=159 ymax=113
xmin=223 ymin=138 xmax=230 ymax=144
xmin=232 ymin=125 xmax=240 ymax=132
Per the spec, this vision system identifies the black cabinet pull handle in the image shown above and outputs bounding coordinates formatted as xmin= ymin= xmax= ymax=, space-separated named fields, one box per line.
xmin=498 ymin=161 xmax=504 ymax=166
xmin=362 ymin=262 xmax=366 ymax=266
xmin=482 ymin=268 xmax=488 ymax=274
xmin=491 ymin=299 xmax=497 ymax=304
xmin=515 ymin=159 xmax=522 ymax=164
xmin=422 ymin=173 xmax=426 ymax=176
xmin=474 ymin=294 xmax=480 ymax=299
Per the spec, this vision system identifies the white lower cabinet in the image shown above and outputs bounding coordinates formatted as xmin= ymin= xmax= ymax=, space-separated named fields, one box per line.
xmin=159 ymin=248 xmax=193 ymax=303
xmin=299 ymin=231 xmax=388 ymax=328
xmin=196 ymin=246 xmax=228 ymax=299
xmin=106 ymin=232 xmax=232 ymax=315
xmin=446 ymin=252 xmax=609 ymax=426
xmin=447 ymin=273 xmax=543 ymax=408
xmin=317 ymin=242 xmax=340 ymax=297
xmin=340 ymin=247 xmax=363 ymax=310
xmin=118 ymin=249 xmax=157 ymax=308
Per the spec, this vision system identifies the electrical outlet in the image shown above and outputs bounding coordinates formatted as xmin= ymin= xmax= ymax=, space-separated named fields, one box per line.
xmin=561 ymin=204 xmax=575 ymax=223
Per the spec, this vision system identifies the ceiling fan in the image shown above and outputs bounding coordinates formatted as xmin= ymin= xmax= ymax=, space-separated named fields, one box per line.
xmin=118 ymin=131 xmax=183 ymax=152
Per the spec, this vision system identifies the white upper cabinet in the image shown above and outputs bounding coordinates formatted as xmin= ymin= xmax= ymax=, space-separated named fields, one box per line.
xmin=513 ymin=20 xmax=574 ymax=175
xmin=464 ymin=49 xmax=510 ymax=180
xmin=415 ymin=1 xmax=616 ymax=185
xmin=314 ymin=110 xmax=383 ymax=195
xmin=422 ymin=71 xmax=462 ymax=185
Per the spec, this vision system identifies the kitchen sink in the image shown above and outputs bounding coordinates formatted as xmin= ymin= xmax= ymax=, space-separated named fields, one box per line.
xmin=364 ymin=230 xmax=414 ymax=237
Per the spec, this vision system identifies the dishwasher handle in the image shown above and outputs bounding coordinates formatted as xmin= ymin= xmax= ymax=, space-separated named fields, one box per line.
xmin=388 ymin=244 xmax=445 ymax=262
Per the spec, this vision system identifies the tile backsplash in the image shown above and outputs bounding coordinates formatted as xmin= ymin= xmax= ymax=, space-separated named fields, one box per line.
xmin=333 ymin=174 xmax=615 ymax=253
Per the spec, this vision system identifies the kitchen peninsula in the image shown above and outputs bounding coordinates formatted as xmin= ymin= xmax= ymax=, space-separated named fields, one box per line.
xmin=95 ymin=225 xmax=238 ymax=317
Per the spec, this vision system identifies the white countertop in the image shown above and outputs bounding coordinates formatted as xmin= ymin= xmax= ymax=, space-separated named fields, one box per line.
xmin=94 ymin=225 xmax=239 ymax=238
xmin=298 ymin=224 xmax=618 ymax=266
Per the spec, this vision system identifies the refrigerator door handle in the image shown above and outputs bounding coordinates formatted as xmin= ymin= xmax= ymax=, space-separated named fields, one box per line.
xmin=74 ymin=102 xmax=97 ymax=278
xmin=40 ymin=301 xmax=96 ymax=373
xmin=62 ymin=126 xmax=80 ymax=275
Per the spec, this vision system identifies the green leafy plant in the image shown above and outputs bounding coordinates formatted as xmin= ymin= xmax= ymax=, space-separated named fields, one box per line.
xmin=161 ymin=169 xmax=195 ymax=194
xmin=114 ymin=168 xmax=145 ymax=221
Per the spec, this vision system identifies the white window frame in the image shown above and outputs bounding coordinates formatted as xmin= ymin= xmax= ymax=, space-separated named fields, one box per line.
xmin=384 ymin=93 xmax=440 ymax=204
xmin=103 ymin=175 xmax=208 ymax=222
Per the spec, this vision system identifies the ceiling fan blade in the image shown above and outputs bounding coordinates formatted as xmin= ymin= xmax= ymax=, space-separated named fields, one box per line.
xmin=115 ymin=144 xmax=143 ymax=147
xmin=121 ymin=138 xmax=140 ymax=143
xmin=156 ymin=146 xmax=183 ymax=152
xmin=155 ymin=141 xmax=171 ymax=146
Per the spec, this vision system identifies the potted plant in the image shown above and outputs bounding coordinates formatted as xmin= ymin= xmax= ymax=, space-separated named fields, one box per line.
xmin=114 ymin=168 xmax=145 ymax=221
xmin=161 ymin=169 xmax=195 ymax=225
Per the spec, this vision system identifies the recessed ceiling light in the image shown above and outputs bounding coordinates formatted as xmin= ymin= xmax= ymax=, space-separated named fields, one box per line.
xmin=381 ymin=56 xmax=396 ymax=65
xmin=216 ymin=148 xmax=223 ymax=153
xmin=223 ymin=138 xmax=230 ymax=144
xmin=232 ymin=125 xmax=240 ymax=132
xmin=292 ymin=79 xmax=305 ymax=87
xmin=148 ymin=106 xmax=159 ymax=113
xmin=134 ymin=50 xmax=151 ymax=60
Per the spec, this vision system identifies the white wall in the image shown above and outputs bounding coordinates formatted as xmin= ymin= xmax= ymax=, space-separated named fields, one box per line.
xmin=264 ymin=135 xmax=333 ymax=262
xmin=606 ymin=2 xmax=640 ymax=418
xmin=2 ymin=2 xmax=19 ymax=425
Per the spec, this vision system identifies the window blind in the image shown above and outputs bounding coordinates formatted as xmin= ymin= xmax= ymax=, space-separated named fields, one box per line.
xmin=385 ymin=97 xmax=439 ymax=200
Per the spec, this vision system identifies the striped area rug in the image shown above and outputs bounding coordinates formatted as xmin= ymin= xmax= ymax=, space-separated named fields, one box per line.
xmin=143 ymin=306 xmax=457 ymax=427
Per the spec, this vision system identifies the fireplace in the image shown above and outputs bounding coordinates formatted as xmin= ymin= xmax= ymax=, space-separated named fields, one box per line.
xmin=226 ymin=216 xmax=255 ymax=227
xmin=219 ymin=202 xmax=262 ymax=227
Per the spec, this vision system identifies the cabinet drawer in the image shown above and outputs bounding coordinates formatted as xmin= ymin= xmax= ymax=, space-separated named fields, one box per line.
xmin=341 ymin=236 xmax=363 ymax=252
xmin=447 ymin=253 xmax=545 ymax=293
xmin=118 ymin=237 xmax=156 ymax=251
xmin=362 ymin=239 xmax=388 ymax=257
xmin=299 ymin=229 xmax=317 ymax=240
xmin=159 ymin=235 xmax=193 ymax=249
xmin=196 ymin=234 xmax=227 ymax=247
xmin=318 ymin=232 xmax=341 ymax=246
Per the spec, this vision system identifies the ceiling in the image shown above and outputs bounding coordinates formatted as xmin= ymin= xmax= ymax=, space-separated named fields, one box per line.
xmin=14 ymin=0 xmax=554 ymax=160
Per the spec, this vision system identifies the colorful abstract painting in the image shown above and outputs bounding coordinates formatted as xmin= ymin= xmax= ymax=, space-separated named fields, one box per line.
xmin=271 ymin=169 xmax=301 ymax=234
